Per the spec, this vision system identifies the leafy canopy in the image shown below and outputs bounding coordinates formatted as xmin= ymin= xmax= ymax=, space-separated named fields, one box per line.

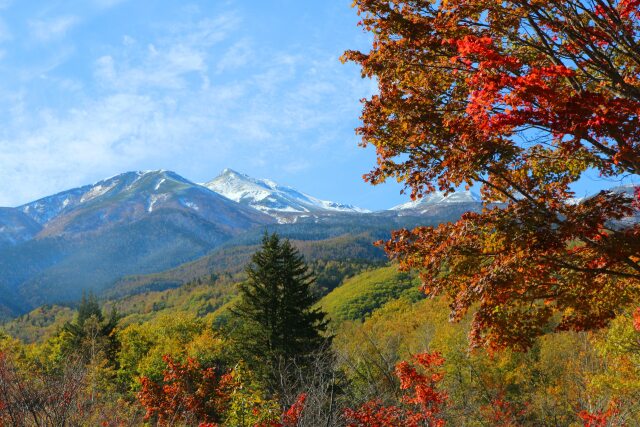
xmin=343 ymin=0 xmax=640 ymax=350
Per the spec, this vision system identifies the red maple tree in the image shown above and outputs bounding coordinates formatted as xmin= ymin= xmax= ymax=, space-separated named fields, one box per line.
xmin=344 ymin=0 xmax=640 ymax=350
xmin=138 ymin=355 xmax=232 ymax=426
xmin=578 ymin=400 xmax=622 ymax=427
xmin=344 ymin=351 xmax=448 ymax=427
xmin=255 ymin=393 xmax=307 ymax=427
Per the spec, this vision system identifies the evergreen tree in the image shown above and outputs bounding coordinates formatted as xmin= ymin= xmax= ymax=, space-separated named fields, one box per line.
xmin=229 ymin=232 xmax=330 ymax=390
xmin=76 ymin=291 xmax=103 ymax=325
xmin=62 ymin=291 xmax=119 ymax=363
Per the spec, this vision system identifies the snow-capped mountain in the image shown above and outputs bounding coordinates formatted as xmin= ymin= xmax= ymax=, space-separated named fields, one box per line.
xmin=20 ymin=170 xmax=272 ymax=236
xmin=605 ymin=184 xmax=638 ymax=198
xmin=598 ymin=184 xmax=639 ymax=225
xmin=204 ymin=169 xmax=368 ymax=221
xmin=0 ymin=170 xmax=275 ymax=317
xmin=390 ymin=190 xmax=482 ymax=213
xmin=20 ymin=185 xmax=91 ymax=224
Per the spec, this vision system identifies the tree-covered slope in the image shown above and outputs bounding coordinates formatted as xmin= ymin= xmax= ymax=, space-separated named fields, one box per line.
xmin=107 ymin=232 xmax=388 ymax=299
xmin=0 ymin=208 xmax=267 ymax=317
xmin=319 ymin=266 xmax=423 ymax=324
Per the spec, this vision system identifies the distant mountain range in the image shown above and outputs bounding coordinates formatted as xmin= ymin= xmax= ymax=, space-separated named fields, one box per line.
xmin=0 ymin=168 xmax=632 ymax=320
xmin=19 ymin=170 xmax=270 ymax=238
xmin=1 ymin=168 xmax=485 ymax=243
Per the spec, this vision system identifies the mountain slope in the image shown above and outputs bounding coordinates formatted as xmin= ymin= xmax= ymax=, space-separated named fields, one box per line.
xmin=107 ymin=231 xmax=388 ymax=299
xmin=22 ymin=170 xmax=271 ymax=237
xmin=0 ymin=208 xmax=42 ymax=248
xmin=204 ymin=169 xmax=368 ymax=221
xmin=319 ymin=266 xmax=422 ymax=324
xmin=0 ymin=171 xmax=275 ymax=318
xmin=390 ymin=190 xmax=481 ymax=212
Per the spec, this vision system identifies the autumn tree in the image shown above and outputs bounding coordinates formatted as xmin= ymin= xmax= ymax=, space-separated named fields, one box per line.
xmin=0 ymin=351 xmax=89 ymax=426
xmin=138 ymin=355 xmax=232 ymax=426
xmin=229 ymin=232 xmax=330 ymax=393
xmin=343 ymin=0 xmax=640 ymax=350
xmin=343 ymin=351 xmax=448 ymax=427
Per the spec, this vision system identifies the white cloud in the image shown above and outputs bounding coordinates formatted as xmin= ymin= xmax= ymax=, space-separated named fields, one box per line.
xmin=0 ymin=94 xmax=194 ymax=204
xmin=283 ymin=159 xmax=311 ymax=174
xmin=216 ymin=39 xmax=252 ymax=73
xmin=122 ymin=35 xmax=135 ymax=46
xmin=29 ymin=16 xmax=80 ymax=42
xmin=94 ymin=16 xmax=238 ymax=92
xmin=0 ymin=9 xmax=373 ymax=206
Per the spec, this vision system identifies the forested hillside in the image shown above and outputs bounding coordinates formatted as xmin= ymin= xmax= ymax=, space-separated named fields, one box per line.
xmin=2 ymin=260 xmax=639 ymax=425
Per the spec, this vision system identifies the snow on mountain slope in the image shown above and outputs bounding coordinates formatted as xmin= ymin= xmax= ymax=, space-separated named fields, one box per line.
xmin=19 ymin=170 xmax=273 ymax=237
xmin=20 ymin=185 xmax=91 ymax=224
xmin=390 ymin=190 xmax=481 ymax=212
xmin=606 ymin=184 xmax=638 ymax=198
xmin=0 ymin=208 xmax=42 ymax=247
xmin=18 ymin=171 xmax=178 ymax=224
xmin=204 ymin=169 xmax=368 ymax=220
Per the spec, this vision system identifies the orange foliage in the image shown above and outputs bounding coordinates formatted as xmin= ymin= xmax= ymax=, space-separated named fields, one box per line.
xmin=634 ymin=307 xmax=640 ymax=332
xmin=578 ymin=400 xmax=621 ymax=427
xmin=344 ymin=351 xmax=447 ymax=427
xmin=344 ymin=0 xmax=640 ymax=350
xmin=255 ymin=394 xmax=307 ymax=427
xmin=138 ymin=355 xmax=232 ymax=426
xmin=480 ymin=395 xmax=528 ymax=427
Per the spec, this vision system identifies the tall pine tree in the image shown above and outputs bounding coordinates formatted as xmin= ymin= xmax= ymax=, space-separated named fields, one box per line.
xmin=229 ymin=232 xmax=330 ymax=391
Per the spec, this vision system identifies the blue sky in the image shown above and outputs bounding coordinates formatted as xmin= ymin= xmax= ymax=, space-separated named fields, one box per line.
xmin=0 ymin=0 xmax=411 ymax=209
xmin=0 ymin=1 xmax=630 ymax=210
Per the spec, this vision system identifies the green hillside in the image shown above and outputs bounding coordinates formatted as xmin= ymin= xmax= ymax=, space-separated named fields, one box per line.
xmin=319 ymin=265 xmax=423 ymax=323
xmin=1 ymin=304 xmax=74 ymax=343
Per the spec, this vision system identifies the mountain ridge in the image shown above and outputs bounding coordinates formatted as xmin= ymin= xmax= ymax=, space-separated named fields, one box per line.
xmin=2 ymin=168 xmax=631 ymax=320
xmin=204 ymin=168 xmax=369 ymax=222
xmin=0 ymin=170 xmax=276 ymax=318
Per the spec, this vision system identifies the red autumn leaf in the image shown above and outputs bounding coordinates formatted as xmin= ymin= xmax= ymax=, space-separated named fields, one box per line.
xmin=344 ymin=0 xmax=640 ymax=350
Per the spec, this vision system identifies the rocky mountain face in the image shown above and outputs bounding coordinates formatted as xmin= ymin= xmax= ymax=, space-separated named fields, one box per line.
xmin=20 ymin=170 xmax=271 ymax=236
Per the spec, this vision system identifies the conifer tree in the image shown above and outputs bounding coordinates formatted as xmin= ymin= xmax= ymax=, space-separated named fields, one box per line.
xmin=62 ymin=291 xmax=119 ymax=363
xmin=229 ymin=232 xmax=330 ymax=390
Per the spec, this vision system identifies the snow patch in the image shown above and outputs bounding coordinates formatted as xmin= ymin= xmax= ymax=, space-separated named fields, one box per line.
xmin=155 ymin=178 xmax=166 ymax=191
xmin=80 ymin=182 xmax=118 ymax=203
xmin=148 ymin=193 xmax=169 ymax=212
xmin=391 ymin=190 xmax=481 ymax=210
xmin=183 ymin=201 xmax=199 ymax=211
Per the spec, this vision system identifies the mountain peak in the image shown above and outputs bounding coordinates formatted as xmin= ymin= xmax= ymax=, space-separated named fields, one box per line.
xmin=391 ymin=190 xmax=481 ymax=211
xmin=18 ymin=169 xmax=271 ymax=229
xmin=204 ymin=169 xmax=368 ymax=220
xmin=220 ymin=168 xmax=242 ymax=177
